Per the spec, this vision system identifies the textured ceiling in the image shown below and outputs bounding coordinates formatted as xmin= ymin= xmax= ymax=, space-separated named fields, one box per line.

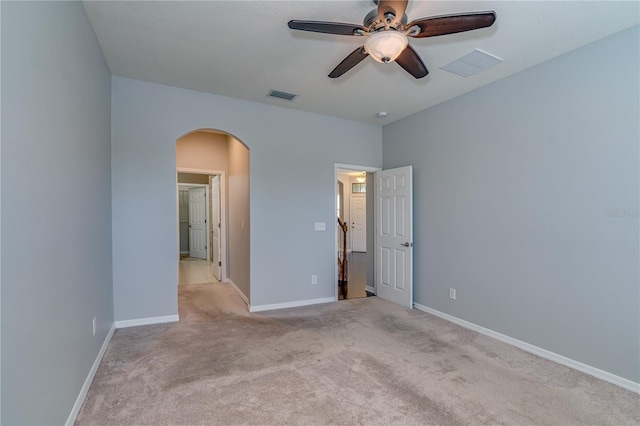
xmin=83 ymin=1 xmax=639 ymax=124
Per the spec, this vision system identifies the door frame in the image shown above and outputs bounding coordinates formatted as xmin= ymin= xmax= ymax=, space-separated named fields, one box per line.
xmin=177 ymin=167 xmax=228 ymax=282
xmin=179 ymin=183 xmax=210 ymax=260
xmin=334 ymin=163 xmax=381 ymax=301
xmin=210 ymin=174 xmax=222 ymax=281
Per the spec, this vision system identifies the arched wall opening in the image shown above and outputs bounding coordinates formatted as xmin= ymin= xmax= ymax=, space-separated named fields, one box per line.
xmin=176 ymin=129 xmax=250 ymax=304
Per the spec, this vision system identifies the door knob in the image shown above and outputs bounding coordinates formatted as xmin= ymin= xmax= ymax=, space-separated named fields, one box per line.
xmin=401 ymin=242 xmax=411 ymax=247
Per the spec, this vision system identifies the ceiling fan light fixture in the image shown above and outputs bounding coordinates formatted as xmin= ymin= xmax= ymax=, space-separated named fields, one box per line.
xmin=288 ymin=3 xmax=497 ymax=79
xmin=364 ymin=31 xmax=408 ymax=63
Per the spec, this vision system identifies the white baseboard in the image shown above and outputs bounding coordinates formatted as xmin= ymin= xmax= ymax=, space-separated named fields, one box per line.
xmin=226 ymin=279 xmax=249 ymax=305
xmin=114 ymin=314 xmax=179 ymax=329
xmin=65 ymin=323 xmax=116 ymax=426
xmin=413 ymin=303 xmax=640 ymax=394
xmin=365 ymin=285 xmax=375 ymax=294
xmin=250 ymin=297 xmax=336 ymax=313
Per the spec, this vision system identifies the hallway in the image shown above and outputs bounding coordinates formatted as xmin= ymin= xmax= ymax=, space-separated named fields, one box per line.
xmin=179 ymin=257 xmax=218 ymax=285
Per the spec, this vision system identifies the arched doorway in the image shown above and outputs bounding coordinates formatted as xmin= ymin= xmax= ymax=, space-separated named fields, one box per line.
xmin=176 ymin=129 xmax=251 ymax=305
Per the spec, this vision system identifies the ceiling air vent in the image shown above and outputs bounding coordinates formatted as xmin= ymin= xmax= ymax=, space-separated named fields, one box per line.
xmin=267 ymin=89 xmax=297 ymax=101
xmin=441 ymin=49 xmax=503 ymax=77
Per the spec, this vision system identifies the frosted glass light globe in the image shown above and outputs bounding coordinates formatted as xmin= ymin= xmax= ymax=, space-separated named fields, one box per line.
xmin=364 ymin=31 xmax=408 ymax=63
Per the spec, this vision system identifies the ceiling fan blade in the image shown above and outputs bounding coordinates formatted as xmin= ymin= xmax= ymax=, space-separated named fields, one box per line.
xmin=288 ymin=20 xmax=367 ymax=36
xmin=329 ymin=46 xmax=369 ymax=78
xmin=407 ymin=12 xmax=496 ymax=38
xmin=377 ymin=0 xmax=408 ymax=25
xmin=395 ymin=45 xmax=428 ymax=79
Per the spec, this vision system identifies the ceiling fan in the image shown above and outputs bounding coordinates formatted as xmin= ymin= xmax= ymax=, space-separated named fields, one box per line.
xmin=288 ymin=0 xmax=496 ymax=79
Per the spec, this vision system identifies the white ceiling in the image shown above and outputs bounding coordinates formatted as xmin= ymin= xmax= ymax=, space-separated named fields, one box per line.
xmin=83 ymin=1 xmax=639 ymax=124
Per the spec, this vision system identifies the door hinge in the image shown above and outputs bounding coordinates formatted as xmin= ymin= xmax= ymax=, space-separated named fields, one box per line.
xmin=219 ymin=261 xmax=222 ymax=266
xmin=218 ymin=223 xmax=221 ymax=228
xmin=205 ymin=219 xmax=207 ymax=223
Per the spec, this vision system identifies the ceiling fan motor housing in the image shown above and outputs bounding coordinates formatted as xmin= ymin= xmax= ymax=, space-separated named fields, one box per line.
xmin=364 ymin=9 xmax=407 ymax=30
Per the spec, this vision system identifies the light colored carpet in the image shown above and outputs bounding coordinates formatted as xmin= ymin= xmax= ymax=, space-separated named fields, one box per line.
xmin=76 ymin=283 xmax=639 ymax=425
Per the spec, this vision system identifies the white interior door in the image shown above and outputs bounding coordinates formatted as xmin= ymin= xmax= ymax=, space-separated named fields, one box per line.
xmin=189 ymin=187 xmax=207 ymax=259
xmin=211 ymin=176 xmax=221 ymax=280
xmin=375 ymin=166 xmax=413 ymax=308
xmin=350 ymin=194 xmax=367 ymax=252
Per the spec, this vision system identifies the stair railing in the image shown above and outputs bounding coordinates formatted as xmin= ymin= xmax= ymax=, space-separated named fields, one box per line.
xmin=337 ymin=217 xmax=348 ymax=299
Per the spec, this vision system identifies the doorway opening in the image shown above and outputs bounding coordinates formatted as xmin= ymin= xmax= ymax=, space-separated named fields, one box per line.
xmin=177 ymin=177 xmax=222 ymax=285
xmin=178 ymin=183 xmax=209 ymax=261
xmin=176 ymin=130 xmax=251 ymax=306
xmin=335 ymin=164 xmax=379 ymax=300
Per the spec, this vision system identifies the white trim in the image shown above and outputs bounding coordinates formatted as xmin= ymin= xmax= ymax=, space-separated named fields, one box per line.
xmin=249 ymin=297 xmax=336 ymax=313
xmin=216 ymin=172 xmax=227 ymax=282
xmin=210 ymin=174 xmax=223 ymax=282
xmin=114 ymin=315 xmax=179 ymax=329
xmin=226 ymin=279 xmax=249 ymax=305
xmin=177 ymin=166 xmax=219 ymax=175
xmin=178 ymin=183 xmax=210 ymax=261
xmin=334 ymin=163 xmax=381 ymax=301
xmin=413 ymin=303 xmax=640 ymax=394
xmin=65 ymin=323 xmax=116 ymax=426
xmin=180 ymin=251 xmax=189 ymax=255
xmin=365 ymin=285 xmax=375 ymax=294
xmin=176 ymin=168 xmax=228 ymax=282
xmin=335 ymin=164 xmax=382 ymax=172
xmin=177 ymin=183 xmax=208 ymax=187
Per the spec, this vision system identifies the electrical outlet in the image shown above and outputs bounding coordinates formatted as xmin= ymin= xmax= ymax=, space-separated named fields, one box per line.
xmin=449 ymin=288 xmax=456 ymax=300
xmin=92 ymin=317 xmax=97 ymax=336
xmin=311 ymin=275 xmax=318 ymax=284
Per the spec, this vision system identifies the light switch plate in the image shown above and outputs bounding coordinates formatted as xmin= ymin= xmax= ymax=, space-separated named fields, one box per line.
xmin=314 ymin=222 xmax=326 ymax=231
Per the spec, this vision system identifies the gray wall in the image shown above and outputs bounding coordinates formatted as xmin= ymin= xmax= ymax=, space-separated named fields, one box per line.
xmin=383 ymin=26 xmax=639 ymax=382
xmin=111 ymin=76 xmax=382 ymax=319
xmin=1 ymin=2 xmax=113 ymax=424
